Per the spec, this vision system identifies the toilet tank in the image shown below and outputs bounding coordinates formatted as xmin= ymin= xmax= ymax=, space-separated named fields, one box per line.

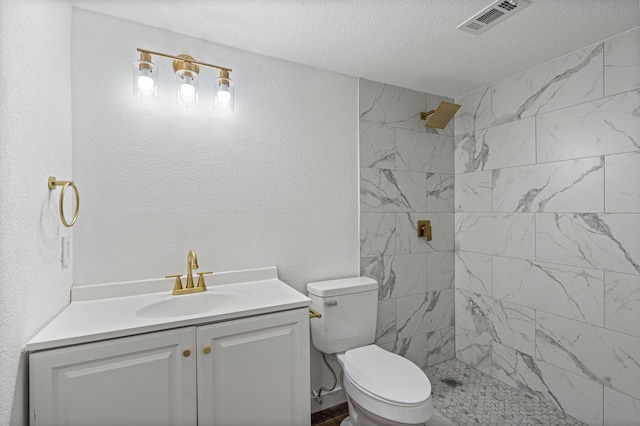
xmin=307 ymin=277 xmax=378 ymax=354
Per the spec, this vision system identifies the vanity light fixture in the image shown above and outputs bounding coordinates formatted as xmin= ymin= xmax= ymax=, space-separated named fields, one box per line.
xmin=133 ymin=51 xmax=158 ymax=99
xmin=173 ymin=54 xmax=200 ymax=107
xmin=133 ymin=48 xmax=234 ymax=110
xmin=214 ymin=70 xmax=234 ymax=111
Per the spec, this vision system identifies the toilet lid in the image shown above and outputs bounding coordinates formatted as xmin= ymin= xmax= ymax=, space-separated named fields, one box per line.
xmin=343 ymin=345 xmax=431 ymax=405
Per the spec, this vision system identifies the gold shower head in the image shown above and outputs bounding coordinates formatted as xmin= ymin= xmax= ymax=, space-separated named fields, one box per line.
xmin=420 ymin=101 xmax=461 ymax=129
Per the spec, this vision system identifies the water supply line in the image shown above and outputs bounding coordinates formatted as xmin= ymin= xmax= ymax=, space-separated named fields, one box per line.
xmin=312 ymin=352 xmax=338 ymax=404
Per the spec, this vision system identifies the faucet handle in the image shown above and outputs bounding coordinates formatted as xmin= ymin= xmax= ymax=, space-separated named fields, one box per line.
xmin=165 ymin=274 xmax=183 ymax=293
xmin=196 ymin=271 xmax=213 ymax=290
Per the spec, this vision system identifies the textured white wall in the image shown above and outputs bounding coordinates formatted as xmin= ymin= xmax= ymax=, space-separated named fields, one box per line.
xmin=0 ymin=0 xmax=73 ymax=424
xmin=70 ymin=9 xmax=359 ymax=407
xmin=71 ymin=9 xmax=359 ymax=289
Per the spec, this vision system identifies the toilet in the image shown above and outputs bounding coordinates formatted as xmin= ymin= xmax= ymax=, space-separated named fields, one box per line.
xmin=307 ymin=277 xmax=433 ymax=426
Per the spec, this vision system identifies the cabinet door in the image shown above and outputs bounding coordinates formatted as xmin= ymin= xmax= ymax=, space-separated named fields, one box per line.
xmin=30 ymin=328 xmax=197 ymax=426
xmin=197 ymin=309 xmax=310 ymax=426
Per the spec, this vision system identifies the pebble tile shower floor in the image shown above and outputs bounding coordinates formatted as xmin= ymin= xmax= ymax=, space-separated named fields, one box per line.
xmin=425 ymin=359 xmax=586 ymax=425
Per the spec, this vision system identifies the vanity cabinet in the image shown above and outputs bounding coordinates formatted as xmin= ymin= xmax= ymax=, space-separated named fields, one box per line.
xmin=29 ymin=327 xmax=197 ymax=425
xmin=197 ymin=309 xmax=310 ymax=425
xmin=30 ymin=308 xmax=310 ymax=426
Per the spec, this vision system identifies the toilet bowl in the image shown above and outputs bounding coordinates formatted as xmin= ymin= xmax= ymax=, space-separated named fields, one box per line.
xmin=307 ymin=277 xmax=434 ymax=426
xmin=337 ymin=345 xmax=433 ymax=426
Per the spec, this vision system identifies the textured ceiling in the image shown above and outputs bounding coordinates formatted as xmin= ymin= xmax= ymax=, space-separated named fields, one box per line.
xmin=70 ymin=0 xmax=639 ymax=97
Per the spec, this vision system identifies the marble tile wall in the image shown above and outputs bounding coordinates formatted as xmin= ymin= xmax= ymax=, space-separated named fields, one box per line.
xmin=359 ymin=78 xmax=455 ymax=369
xmin=453 ymin=27 xmax=640 ymax=426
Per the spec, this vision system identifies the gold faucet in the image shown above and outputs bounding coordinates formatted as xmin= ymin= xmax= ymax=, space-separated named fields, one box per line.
xmin=186 ymin=249 xmax=199 ymax=289
xmin=165 ymin=250 xmax=213 ymax=296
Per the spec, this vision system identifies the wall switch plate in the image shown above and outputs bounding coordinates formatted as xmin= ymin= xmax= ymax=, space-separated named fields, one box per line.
xmin=61 ymin=235 xmax=70 ymax=268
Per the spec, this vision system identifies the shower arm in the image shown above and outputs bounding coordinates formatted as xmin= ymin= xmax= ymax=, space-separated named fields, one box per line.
xmin=420 ymin=110 xmax=436 ymax=120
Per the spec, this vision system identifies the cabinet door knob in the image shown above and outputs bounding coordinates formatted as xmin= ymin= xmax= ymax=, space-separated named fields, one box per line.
xmin=183 ymin=349 xmax=191 ymax=358
xmin=203 ymin=346 xmax=212 ymax=355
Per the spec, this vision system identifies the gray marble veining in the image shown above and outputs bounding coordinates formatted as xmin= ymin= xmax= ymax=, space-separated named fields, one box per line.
xmin=454 ymin=131 xmax=488 ymax=173
xmin=359 ymin=122 xmax=395 ymax=169
xmin=491 ymin=342 xmax=604 ymax=426
xmin=454 ymin=170 xmax=492 ymax=212
xmin=448 ymin=27 xmax=639 ymax=426
xmin=359 ymin=79 xmax=425 ymax=131
xmin=356 ymin=32 xmax=640 ymax=425
xmin=360 ymin=168 xmax=426 ymax=213
xmin=536 ymin=311 xmax=640 ymax=400
xmin=454 ymin=117 xmax=535 ymax=174
xmin=493 ymin=257 xmax=604 ymax=326
xmin=604 ymin=271 xmax=640 ymax=338
xmin=392 ymin=254 xmax=428 ymax=297
xmin=379 ymin=332 xmax=429 ymax=369
xmin=455 ymin=289 xmax=535 ymax=355
xmin=359 ymin=80 xmax=457 ymax=365
xmin=604 ymin=387 xmax=640 ymax=426
xmin=427 ymin=251 xmax=454 ymax=292
xmin=379 ymin=327 xmax=455 ymax=370
xmin=605 ymin=151 xmax=640 ymax=213
xmin=536 ymin=213 xmax=640 ymax=275
xmin=426 ymin=173 xmax=454 ymax=212
xmin=360 ymin=256 xmax=394 ymax=299
xmin=426 ymin=326 xmax=455 ymax=366
xmin=396 ymin=130 xmax=453 ymax=174
xmin=455 ymin=251 xmax=492 ymax=296
xmin=375 ymin=299 xmax=397 ymax=345
xmin=492 ymin=43 xmax=604 ymax=125
xmin=397 ymin=289 xmax=454 ymax=338
xmin=360 ymin=213 xmax=395 ymax=257
xmin=455 ymin=212 xmax=535 ymax=259
xmin=537 ymin=90 xmax=640 ymax=163
xmin=455 ymin=326 xmax=492 ymax=374
xmin=454 ymin=85 xmax=492 ymax=136
xmin=492 ymin=157 xmax=604 ymax=213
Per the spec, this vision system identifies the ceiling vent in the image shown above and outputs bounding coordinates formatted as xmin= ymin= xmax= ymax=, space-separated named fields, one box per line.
xmin=457 ymin=0 xmax=531 ymax=35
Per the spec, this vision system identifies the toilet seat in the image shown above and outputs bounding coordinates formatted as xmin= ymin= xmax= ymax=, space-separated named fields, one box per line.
xmin=340 ymin=345 xmax=433 ymax=424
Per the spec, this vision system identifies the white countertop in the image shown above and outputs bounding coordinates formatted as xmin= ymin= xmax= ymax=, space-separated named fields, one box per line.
xmin=27 ymin=267 xmax=311 ymax=352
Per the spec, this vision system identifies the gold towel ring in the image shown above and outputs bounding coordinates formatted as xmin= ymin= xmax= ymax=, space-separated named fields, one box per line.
xmin=48 ymin=176 xmax=80 ymax=227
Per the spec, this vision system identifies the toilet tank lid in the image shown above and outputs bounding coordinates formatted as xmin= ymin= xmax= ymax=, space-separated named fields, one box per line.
xmin=307 ymin=277 xmax=377 ymax=297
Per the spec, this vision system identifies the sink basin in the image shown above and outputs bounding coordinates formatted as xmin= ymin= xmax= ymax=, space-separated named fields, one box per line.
xmin=26 ymin=267 xmax=313 ymax=352
xmin=136 ymin=287 xmax=254 ymax=318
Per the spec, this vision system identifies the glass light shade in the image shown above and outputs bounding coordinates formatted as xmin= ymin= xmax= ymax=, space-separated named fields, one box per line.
xmin=133 ymin=61 xmax=157 ymax=99
xmin=176 ymin=69 xmax=199 ymax=107
xmin=214 ymin=75 xmax=234 ymax=111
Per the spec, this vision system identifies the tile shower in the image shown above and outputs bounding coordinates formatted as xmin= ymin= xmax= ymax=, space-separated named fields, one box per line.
xmin=359 ymin=79 xmax=456 ymax=369
xmin=359 ymin=27 xmax=640 ymax=426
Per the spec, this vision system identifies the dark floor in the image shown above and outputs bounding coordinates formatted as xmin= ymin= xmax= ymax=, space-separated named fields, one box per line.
xmin=310 ymin=401 xmax=454 ymax=426
xmin=311 ymin=402 xmax=349 ymax=426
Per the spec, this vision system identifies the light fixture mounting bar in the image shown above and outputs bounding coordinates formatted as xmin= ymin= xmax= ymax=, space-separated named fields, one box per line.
xmin=137 ymin=48 xmax=232 ymax=72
